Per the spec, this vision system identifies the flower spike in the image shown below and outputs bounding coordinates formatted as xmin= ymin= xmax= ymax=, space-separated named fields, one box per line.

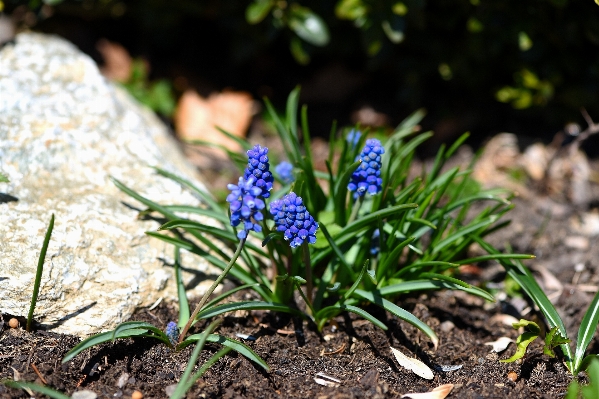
xmin=270 ymin=192 xmax=319 ymax=248
xmin=348 ymin=138 xmax=384 ymax=198
xmin=244 ymin=145 xmax=274 ymax=198
xmin=227 ymin=176 xmax=265 ymax=239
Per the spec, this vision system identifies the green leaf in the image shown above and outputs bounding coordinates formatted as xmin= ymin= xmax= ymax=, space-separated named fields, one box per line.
xmin=151 ymin=167 xmax=220 ymax=212
xmin=544 ymin=326 xmax=571 ymax=358
xmin=246 ymin=0 xmax=273 ymax=24
xmin=574 ymin=289 xmax=599 ymax=372
xmin=173 ymin=247 xmax=190 ymax=327
xmin=203 ymin=283 xmax=265 ymax=311
xmin=344 ymin=260 xmax=370 ymax=300
xmin=315 ymin=304 xmax=388 ymax=331
xmin=512 ymin=319 xmax=541 ymax=334
xmin=327 ymin=282 xmax=341 ymax=292
xmin=0 ymin=171 xmax=9 ymax=183
xmin=1 ymin=380 xmax=70 ymax=399
xmin=179 ymin=334 xmax=270 ymax=371
xmin=379 ymin=279 xmax=495 ymax=302
xmin=197 ymin=301 xmax=304 ymax=319
xmin=354 ymin=289 xmax=438 ymax=347
xmin=288 ymin=6 xmax=330 ymax=46
xmin=158 ymin=219 xmax=268 ymax=258
xmin=207 ymin=334 xmax=269 ymax=371
xmin=27 ymin=213 xmax=54 ymax=332
xmin=500 ymin=331 xmax=539 ymax=363
xmin=63 ymin=325 xmax=152 ymax=363
xmin=170 ymin=319 xmax=222 ymax=399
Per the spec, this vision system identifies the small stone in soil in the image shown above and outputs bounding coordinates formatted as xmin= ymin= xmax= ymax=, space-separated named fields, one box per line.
xmin=132 ymin=390 xmax=143 ymax=399
xmin=71 ymin=390 xmax=97 ymax=399
xmin=117 ymin=372 xmax=129 ymax=388
xmin=8 ymin=318 xmax=19 ymax=328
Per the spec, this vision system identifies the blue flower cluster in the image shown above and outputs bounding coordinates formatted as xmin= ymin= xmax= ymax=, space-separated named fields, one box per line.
xmin=270 ymin=192 xmax=319 ymax=248
xmin=227 ymin=176 xmax=265 ymax=239
xmin=165 ymin=321 xmax=179 ymax=345
xmin=275 ymin=161 xmax=294 ymax=184
xmin=348 ymin=138 xmax=384 ymax=197
xmin=244 ymin=145 xmax=274 ymax=198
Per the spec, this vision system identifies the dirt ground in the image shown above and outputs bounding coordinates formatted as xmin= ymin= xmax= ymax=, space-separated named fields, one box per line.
xmin=2 ymin=148 xmax=599 ymax=398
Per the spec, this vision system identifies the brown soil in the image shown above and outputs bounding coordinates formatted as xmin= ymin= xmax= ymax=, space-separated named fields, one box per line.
xmin=2 ymin=171 xmax=599 ymax=399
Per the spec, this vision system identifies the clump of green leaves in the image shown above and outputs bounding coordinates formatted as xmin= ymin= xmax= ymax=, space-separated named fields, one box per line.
xmin=479 ymin=242 xmax=599 ymax=375
xmin=500 ymin=319 xmax=570 ymax=363
xmin=117 ymin=87 xmax=531 ymax=353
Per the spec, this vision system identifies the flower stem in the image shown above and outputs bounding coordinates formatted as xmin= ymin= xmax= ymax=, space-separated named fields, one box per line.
xmin=302 ymin=243 xmax=314 ymax=309
xmin=178 ymin=238 xmax=246 ymax=344
xmin=348 ymin=196 xmax=364 ymax=224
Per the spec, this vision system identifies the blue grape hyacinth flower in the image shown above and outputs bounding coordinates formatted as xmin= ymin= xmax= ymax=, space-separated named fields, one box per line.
xmin=348 ymin=138 xmax=384 ymax=198
xmin=227 ymin=176 xmax=265 ymax=239
xmin=275 ymin=161 xmax=294 ymax=184
xmin=270 ymin=192 xmax=319 ymax=248
xmin=346 ymin=129 xmax=362 ymax=148
xmin=165 ymin=321 xmax=179 ymax=345
xmin=244 ymin=144 xmax=274 ymax=198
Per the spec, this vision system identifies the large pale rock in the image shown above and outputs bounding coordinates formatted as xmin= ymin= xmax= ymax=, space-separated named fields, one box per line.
xmin=0 ymin=33 xmax=218 ymax=337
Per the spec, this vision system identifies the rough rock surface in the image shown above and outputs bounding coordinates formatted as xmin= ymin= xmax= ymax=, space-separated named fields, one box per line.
xmin=0 ymin=33 xmax=218 ymax=337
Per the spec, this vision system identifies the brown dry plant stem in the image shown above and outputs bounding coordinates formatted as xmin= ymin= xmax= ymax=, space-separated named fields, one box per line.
xmin=178 ymin=238 xmax=246 ymax=344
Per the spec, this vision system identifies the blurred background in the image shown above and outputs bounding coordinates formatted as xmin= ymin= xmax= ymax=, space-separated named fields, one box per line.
xmin=2 ymin=0 xmax=599 ymax=155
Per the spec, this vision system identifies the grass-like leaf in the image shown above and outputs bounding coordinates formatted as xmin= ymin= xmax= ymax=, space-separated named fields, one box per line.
xmin=574 ymin=290 xmax=599 ymax=372
xmin=170 ymin=319 xmax=222 ymax=399
xmin=197 ymin=301 xmax=304 ymax=320
xmin=354 ymin=289 xmax=439 ymax=348
xmin=174 ymin=247 xmax=190 ymax=327
xmin=27 ymin=213 xmax=54 ymax=332
xmin=315 ymin=304 xmax=388 ymax=331
xmin=62 ymin=325 xmax=153 ymax=363
xmin=152 ymin=166 xmax=221 ymax=212
xmin=1 ymin=380 xmax=70 ymax=399
xmin=179 ymin=333 xmax=269 ymax=371
xmin=378 ymin=279 xmax=495 ymax=302
xmin=159 ymin=219 xmax=268 ymax=258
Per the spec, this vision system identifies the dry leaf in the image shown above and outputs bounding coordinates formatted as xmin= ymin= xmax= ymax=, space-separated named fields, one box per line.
xmin=401 ymin=383 xmax=454 ymax=399
xmin=484 ymin=337 xmax=513 ymax=353
xmin=96 ymin=39 xmax=132 ymax=82
xmin=390 ymin=347 xmax=434 ymax=380
xmin=489 ymin=314 xmax=519 ymax=327
xmin=314 ymin=373 xmax=340 ymax=387
xmin=174 ymin=89 xmax=254 ymax=162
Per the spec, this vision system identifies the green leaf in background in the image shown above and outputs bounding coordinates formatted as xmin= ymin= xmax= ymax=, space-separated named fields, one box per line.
xmin=290 ymin=36 xmax=310 ymax=65
xmin=335 ymin=0 xmax=369 ymax=20
xmin=246 ymin=0 xmax=273 ymax=24
xmin=0 ymin=171 xmax=8 ymax=183
xmin=288 ymin=6 xmax=330 ymax=46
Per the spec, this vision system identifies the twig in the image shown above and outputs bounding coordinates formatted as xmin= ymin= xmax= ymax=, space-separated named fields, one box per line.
xmin=571 ymin=108 xmax=599 ymax=154
xmin=30 ymin=364 xmax=47 ymax=385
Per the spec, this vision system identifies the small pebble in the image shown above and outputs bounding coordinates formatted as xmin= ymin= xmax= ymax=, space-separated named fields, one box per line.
xmin=507 ymin=371 xmax=518 ymax=382
xmin=131 ymin=390 xmax=143 ymax=399
xmin=165 ymin=384 xmax=177 ymax=396
xmin=71 ymin=390 xmax=97 ymax=399
xmin=8 ymin=318 xmax=18 ymax=329
xmin=116 ymin=372 xmax=129 ymax=388
xmin=439 ymin=320 xmax=455 ymax=333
